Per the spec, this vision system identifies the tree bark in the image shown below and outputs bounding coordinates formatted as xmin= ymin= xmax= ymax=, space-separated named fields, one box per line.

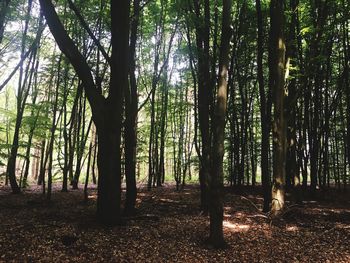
xmin=269 ymin=0 xmax=287 ymax=216
xmin=193 ymin=0 xmax=211 ymax=213
xmin=124 ymin=0 xmax=140 ymax=215
xmin=207 ymin=0 xmax=232 ymax=248
xmin=0 ymin=0 xmax=10 ymax=43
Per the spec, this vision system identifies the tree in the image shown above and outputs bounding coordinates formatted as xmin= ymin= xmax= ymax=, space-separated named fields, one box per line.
xmin=39 ymin=0 xmax=130 ymax=224
xmin=285 ymin=0 xmax=302 ymax=202
xmin=124 ymin=0 xmax=140 ymax=215
xmin=190 ymin=0 xmax=212 ymax=213
xmin=6 ymin=0 xmax=35 ymax=194
xmin=207 ymin=0 xmax=232 ymax=248
xmin=256 ymin=0 xmax=271 ymax=212
xmin=269 ymin=0 xmax=287 ymax=215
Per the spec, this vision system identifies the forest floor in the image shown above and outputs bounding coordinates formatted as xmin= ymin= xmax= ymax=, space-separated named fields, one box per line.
xmin=0 ymin=184 xmax=350 ymax=262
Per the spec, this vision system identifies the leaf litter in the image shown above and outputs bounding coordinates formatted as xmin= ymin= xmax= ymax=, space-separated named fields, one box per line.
xmin=0 ymin=184 xmax=349 ymax=262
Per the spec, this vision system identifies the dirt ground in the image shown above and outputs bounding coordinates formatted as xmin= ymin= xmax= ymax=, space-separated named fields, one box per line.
xmin=0 ymin=184 xmax=349 ymax=262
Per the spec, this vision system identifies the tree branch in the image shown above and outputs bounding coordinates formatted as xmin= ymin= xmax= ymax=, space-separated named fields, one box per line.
xmin=39 ymin=0 xmax=104 ymax=120
xmin=0 ymin=24 xmax=45 ymax=92
xmin=66 ymin=0 xmax=111 ymax=65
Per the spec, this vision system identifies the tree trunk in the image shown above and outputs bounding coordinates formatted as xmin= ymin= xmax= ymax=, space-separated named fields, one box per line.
xmin=22 ymin=43 xmax=40 ymax=187
xmin=124 ymin=0 xmax=140 ymax=215
xmin=6 ymin=0 xmax=34 ymax=194
xmin=193 ymin=0 xmax=211 ymax=213
xmin=39 ymin=0 xmax=130 ymax=224
xmin=269 ymin=0 xmax=286 ymax=216
xmin=255 ymin=0 xmax=271 ymax=212
xmin=207 ymin=0 xmax=232 ymax=248
xmin=46 ymin=54 xmax=62 ymax=201
xmin=95 ymin=121 xmax=122 ymax=223
xmin=61 ymin=65 xmax=70 ymax=192
xmin=0 ymin=0 xmax=10 ymax=43
xmin=84 ymin=140 xmax=93 ymax=202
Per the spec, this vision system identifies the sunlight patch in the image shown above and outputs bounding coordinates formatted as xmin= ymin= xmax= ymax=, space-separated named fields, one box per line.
xmin=159 ymin=198 xmax=180 ymax=203
xmin=223 ymin=221 xmax=250 ymax=232
xmin=286 ymin=225 xmax=299 ymax=232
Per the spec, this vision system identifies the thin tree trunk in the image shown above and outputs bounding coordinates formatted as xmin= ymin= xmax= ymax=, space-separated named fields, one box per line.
xmin=46 ymin=55 xmax=63 ymax=201
xmin=84 ymin=140 xmax=93 ymax=202
xmin=22 ymin=55 xmax=40 ymax=187
xmin=256 ymin=0 xmax=271 ymax=212
xmin=6 ymin=0 xmax=34 ymax=193
xmin=0 ymin=0 xmax=10 ymax=43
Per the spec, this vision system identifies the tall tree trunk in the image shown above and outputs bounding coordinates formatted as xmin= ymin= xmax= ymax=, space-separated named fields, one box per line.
xmin=193 ymin=0 xmax=211 ymax=213
xmin=255 ymin=0 xmax=271 ymax=212
xmin=343 ymin=3 xmax=350 ymax=177
xmin=61 ymin=64 xmax=70 ymax=192
xmin=67 ymin=85 xmax=82 ymax=185
xmin=95 ymin=0 xmax=130 ymax=224
xmin=285 ymin=0 xmax=302 ymax=203
xmin=4 ymin=90 xmax=10 ymax=186
xmin=285 ymin=0 xmax=298 ymax=191
xmin=270 ymin=0 xmax=287 ymax=216
xmin=124 ymin=0 xmax=140 ymax=215
xmin=308 ymin=0 xmax=329 ymax=192
xmin=22 ymin=54 xmax=40 ymax=187
xmin=39 ymin=0 xmax=130 ymax=224
xmin=6 ymin=0 xmax=34 ymax=193
xmin=46 ymin=55 xmax=62 ymax=201
xmin=72 ymin=96 xmax=92 ymax=189
xmin=157 ymin=54 xmax=172 ymax=186
xmin=207 ymin=0 xmax=232 ymax=248
xmin=147 ymin=2 xmax=164 ymax=189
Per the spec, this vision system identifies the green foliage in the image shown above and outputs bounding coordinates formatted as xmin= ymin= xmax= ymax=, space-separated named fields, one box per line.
xmin=0 ymin=0 xmax=349 ymax=190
